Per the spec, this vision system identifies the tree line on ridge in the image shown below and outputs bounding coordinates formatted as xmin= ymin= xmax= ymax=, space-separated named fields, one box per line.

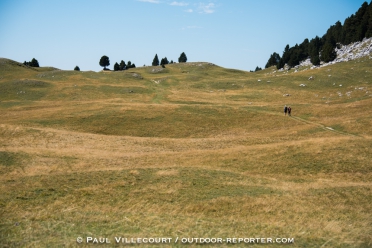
xmin=264 ymin=1 xmax=372 ymax=70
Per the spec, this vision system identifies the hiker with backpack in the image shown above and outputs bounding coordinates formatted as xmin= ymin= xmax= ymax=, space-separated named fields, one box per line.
xmin=284 ymin=105 xmax=288 ymax=116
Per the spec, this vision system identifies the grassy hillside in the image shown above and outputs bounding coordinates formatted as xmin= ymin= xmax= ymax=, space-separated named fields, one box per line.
xmin=0 ymin=57 xmax=371 ymax=247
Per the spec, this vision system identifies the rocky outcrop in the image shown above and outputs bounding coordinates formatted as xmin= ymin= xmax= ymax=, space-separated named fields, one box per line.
xmin=315 ymin=37 xmax=372 ymax=68
xmin=293 ymin=37 xmax=372 ymax=70
xmin=335 ymin=37 xmax=372 ymax=61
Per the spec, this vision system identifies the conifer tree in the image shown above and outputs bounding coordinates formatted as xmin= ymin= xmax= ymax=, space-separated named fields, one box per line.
xmin=265 ymin=52 xmax=281 ymax=68
xmin=30 ymin=58 xmax=39 ymax=67
xmin=311 ymin=54 xmax=320 ymax=66
xmin=276 ymin=58 xmax=285 ymax=70
xmin=254 ymin=66 xmax=262 ymax=72
xmin=125 ymin=61 xmax=135 ymax=68
xmin=152 ymin=54 xmax=159 ymax=66
xmin=114 ymin=62 xmax=120 ymax=71
xmin=365 ymin=2 xmax=372 ymax=37
xmin=178 ymin=52 xmax=187 ymax=63
xmin=160 ymin=57 xmax=169 ymax=66
xmin=320 ymin=42 xmax=337 ymax=63
xmin=23 ymin=58 xmax=40 ymax=67
xmin=119 ymin=60 xmax=126 ymax=70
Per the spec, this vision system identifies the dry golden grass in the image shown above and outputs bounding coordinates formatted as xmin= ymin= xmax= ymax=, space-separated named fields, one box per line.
xmin=0 ymin=58 xmax=371 ymax=247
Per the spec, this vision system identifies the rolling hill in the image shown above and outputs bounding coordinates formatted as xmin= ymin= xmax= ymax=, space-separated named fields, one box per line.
xmin=0 ymin=56 xmax=371 ymax=247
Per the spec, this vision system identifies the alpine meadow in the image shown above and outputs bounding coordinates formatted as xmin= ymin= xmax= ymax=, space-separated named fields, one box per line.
xmin=1 ymin=2 xmax=372 ymax=248
xmin=1 ymin=54 xmax=371 ymax=247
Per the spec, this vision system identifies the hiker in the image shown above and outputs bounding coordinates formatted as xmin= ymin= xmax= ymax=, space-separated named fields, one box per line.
xmin=284 ymin=105 xmax=288 ymax=116
xmin=288 ymin=106 xmax=292 ymax=116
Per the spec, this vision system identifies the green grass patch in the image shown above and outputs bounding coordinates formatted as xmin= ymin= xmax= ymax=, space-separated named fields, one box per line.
xmin=227 ymin=92 xmax=267 ymax=101
xmin=27 ymin=104 xmax=287 ymax=138
xmin=0 ymin=151 xmax=17 ymax=166
xmin=191 ymin=81 xmax=243 ymax=90
xmin=0 ymin=151 xmax=28 ymax=174
xmin=0 ymin=80 xmax=52 ymax=101
xmin=0 ymin=101 xmax=32 ymax=108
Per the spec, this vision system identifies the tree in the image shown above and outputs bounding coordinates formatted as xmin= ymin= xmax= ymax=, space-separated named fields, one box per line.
xmin=276 ymin=58 xmax=285 ymax=70
xmin=365 ymin=1 xmax=372 ymax=37
xmin=288 ymin=44 xmax=301 ymax=67
xmin=309 ymin=36 xmax=322 ymax=59
xmin=160 ymin=57 xmax=169 ymax=66
xmin=114 ymin=62 xmax=120 ymax=71
xmin=265 ymin=52 xmax=281 ymax=68
xmin=23 ymin=58 xmax=39 ymax=67
xmin=74 ymin=66 xmax=80 ymax=71
xmin=323 ymin=21 xmax=342 ymax=46
xmin=99 ymin=55 xmax=110 ymax=70
xmin=119 ymin=60 xmax=126 ymax=70
xmin=178 ymin=52 xmax=187 ymax=63
xmin=125 ymin=61 xmax=135 ymax=69
xmin=311 ymin=54 xmax=321 ymax=66
xmin=254 ymin=66 xmax=262 ymax=72
xmin=152 ymin=54 xmax=159 ymax=66
xmin=281 ymin=45 xmax=290 ymax=64
xmin=30 ymin=58 xmax=39 ymax=67
xmin=320 ymin=42 xmax=337 ymax=62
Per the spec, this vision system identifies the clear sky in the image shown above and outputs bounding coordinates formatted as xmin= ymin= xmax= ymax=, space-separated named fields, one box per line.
xmin=0 ymin=0 xmax=368 ymax=71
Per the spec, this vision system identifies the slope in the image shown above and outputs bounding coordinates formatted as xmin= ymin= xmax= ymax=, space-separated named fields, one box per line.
xmin=0 ymin=58 xmax=371 ymax=247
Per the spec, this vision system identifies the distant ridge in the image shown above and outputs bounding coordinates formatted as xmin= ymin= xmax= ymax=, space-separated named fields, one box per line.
xmin=0 ymin=57 xmax=38 ymax=71
xmin=0 ymin=58 xmax=60 ymax=72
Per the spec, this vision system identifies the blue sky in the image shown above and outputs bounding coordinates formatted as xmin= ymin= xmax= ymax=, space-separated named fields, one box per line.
xmin=0 ymin=0 xmax=368 ymax=71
